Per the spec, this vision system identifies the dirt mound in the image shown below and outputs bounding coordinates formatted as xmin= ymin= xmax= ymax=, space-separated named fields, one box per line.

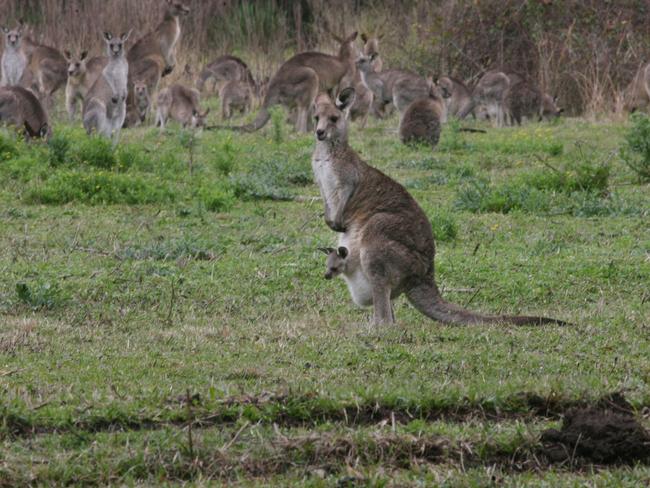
xmin=541 ymin=394 xmax=650 ymax=464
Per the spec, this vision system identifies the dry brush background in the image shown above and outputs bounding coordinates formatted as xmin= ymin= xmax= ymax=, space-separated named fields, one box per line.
xmin=2 ymin=0 xmax=650 ymax=116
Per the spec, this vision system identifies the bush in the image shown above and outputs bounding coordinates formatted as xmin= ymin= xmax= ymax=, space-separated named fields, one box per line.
xmin=26 ymin=170 xmax=175 ymax=205
xmin=16 ymin=281 xmax=66 ymax=310
xmin=71 ymin=136 xmax=116 ymax=169
xmin=116 ymin=143 xmax=151 ymax=172
xmin=429 ymin=209 xmax=458 ymax=242
xmin=47 ymin=132 xmax=70 ymax=167
xmin=208 ymin=138 xmax=237 ymax=175
xmin=621 ymin=112 xmax=650 ymax=181
xmin=0 ymin=131 xmax=18 ymax=160
xmin=198 ymin=182 xmax=236 ymax=212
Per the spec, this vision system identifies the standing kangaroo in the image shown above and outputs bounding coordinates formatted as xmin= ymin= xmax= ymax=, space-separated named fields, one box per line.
xmin=312 ymin=87 xmax=568 ymax=326
xmin=0 ymin=85 xmax=50 ymax=140
xmin=127 ymin=0 xmax=190 ymax=77
xmin=436 ymin=76 xmax=472 ymax=119
xmin=64 ymin=50 xmax=107 ymax=120
xmin=197 ymin=55 xmax=256 ymax=94
xmin=361 ymin=33 xmax=383 ymax=72
xmin=155 ymin=84 xmax=209 ymax=130
xmin=1 ymin=24 xmax=27 ymax=86
xmin=19 ymin=27 xmax=67 ymax=107
xmin=241 ymin=31 xmax=358 ymax=133
xmin=83 ymin=32 xmax=130 ymax=143
xmin=219 ymin=80 xmax=253 ymax=120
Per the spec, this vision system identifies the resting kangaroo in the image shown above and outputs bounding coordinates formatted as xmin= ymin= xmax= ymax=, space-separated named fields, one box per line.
xmin=64 ymin=50 xmax=107 ymax=120
xmin=83 ymin=32 xmax=130 ymax=142
xmin=1 ymin=24 xmax=27 ymax=86
xmin=399 ymin=79 xmax=447 ymax=147
xmin=0 ymin=85 xmax=50 ymax=140
xmin=457 ymin=70 xmax=511 ymax=127
xmin=242 ymin=31 xmax=358 ymax=133
xmin=312 ymin=87 xmax=568 ymax=326
xmin=504 ymin=81 xmax=563 ymax=125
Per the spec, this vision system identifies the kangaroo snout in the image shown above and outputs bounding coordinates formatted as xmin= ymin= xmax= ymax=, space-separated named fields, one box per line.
xmin=316 ymin=129 xmax=326 ymax=141
xmin=324 ymin=272 xmax=333 ymax=280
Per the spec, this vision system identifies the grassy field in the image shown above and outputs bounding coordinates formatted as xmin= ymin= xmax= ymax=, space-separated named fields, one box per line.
xmin=0 ymin=102 xmax=649 ymax=486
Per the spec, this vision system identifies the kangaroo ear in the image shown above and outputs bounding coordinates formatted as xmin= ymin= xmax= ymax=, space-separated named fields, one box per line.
xmin=317 ymin=247 xmax=330 ymax=255
xmin=1 ymin=27 xmax=8 ymax=34
xmin=192 ymin=109 xmax=199 ymax=117
xmin=361 ymin=33 xmax=368 ymax=43
xmin=103 ymin=32 xmax=113 ymax=41
xmin=558 ymin=108 xmax=565 ymax=114
xmin=80 ymin=50 xmax=88 ymax=60
xmin=121 ymin=29 xmax=132 ymax=42
xmin=347 ymin=31 xmax=358 ymax=42
xmin=337 ymin=247 xmax=348 ymax=259
xmin=63 ymin=50 xmax=72 ymax=60
xmin=202 ymin=108 xmax=210 ymax=116
xmin=369 ymin=52 xmax=378 ymax=62
xmin=335 ymin=87 xmax=356 ymax=113
xmin=553 ymin=95 xmax=559 ymax=103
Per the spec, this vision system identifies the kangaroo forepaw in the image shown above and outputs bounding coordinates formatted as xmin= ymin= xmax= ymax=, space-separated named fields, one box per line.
xmin=325 ymin=218 xmax=345 ymax=233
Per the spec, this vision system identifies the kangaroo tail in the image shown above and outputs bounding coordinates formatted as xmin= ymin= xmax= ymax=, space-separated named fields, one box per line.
xmin=456 ymin=98 xmax=477 ymax=120
xmin=406 ymin=281 xmax=569 ymax=326
xmin=197 ymin=68 xmax=212 ymax=92
xmin=238 ymin=106 xmax=271 ymax=132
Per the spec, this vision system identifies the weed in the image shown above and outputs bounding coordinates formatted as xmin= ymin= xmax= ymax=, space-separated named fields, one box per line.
xmin=15 ymin=281 xmax=65 ymax=310
xmin=0 ymin=131 xmax=18 ymax=160
xmin=71 ymin=136 xmax=116 ymax=169
xmin=47 ymin=132 xmax=71 ymax=167
xmin=198 ymin=182 xmax=236 ymax=212
xmin=621 ymin=112 xmax=650 ymax=181
xmin=208 ymin=137 xmax=237 ymax=176
xmin=270 ymin=106 xmax=285 ymax=145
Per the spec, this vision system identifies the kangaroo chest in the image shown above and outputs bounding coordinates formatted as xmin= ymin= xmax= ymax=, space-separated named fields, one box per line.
xmin=337 ymin=232 xmax=372 ymax=307
xmin=103 ymin=58 xmax=128 ymax=96
xmin=312 ymin=144 xmax=346 ymax=210
xmin=2 ymin=49 xmax=26 ymax=84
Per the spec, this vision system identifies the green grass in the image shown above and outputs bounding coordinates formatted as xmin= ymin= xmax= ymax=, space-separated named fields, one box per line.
xmin=0 ymin=108 xmax=649 ymax=486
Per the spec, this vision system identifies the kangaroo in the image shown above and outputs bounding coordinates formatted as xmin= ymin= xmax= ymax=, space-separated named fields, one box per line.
xmin=320 ymin=246 xmax=350 ymax=280
xmin=0 ymin=85 xmax=50 ymax=140
xmin=125 ymin=80 xmax=151 ymax=126
xmin=219 ymin=80 xmax=253 ymax=120
xmin=504 ymin=81 xmax=563 ymax=125
xmin=624 ymin=62 xmax=650 ymax=113
xmin=197 ymin=55 xmax=256 ymax=94
xmin=361 ymin=33 xmax=383 ymax=72
xmin=436 ymin=76 xmax=472 ymax=119
xmin=127 ymin=0 xmax=189 ymax=77
xmin=399 ymin=80 xmax=446 ymax=148
xmin=312 ymin=87 xmax=568 ymax=326
xmin=64 ymin=50 xmax=107 ymax=120
xmin=241 ymin=31 xmax=358 ymax=133
xmin=1 ymin=24 xmax=27 ymax=87
xmin=156 ymin=84 xmax=209 ymax=130
xmin=83 ymin=32 xmax=130 ymax=143
xmin=356 ymin=55 xmax=416 ymax=119
xmin=19 ymin=27 xmax=67 ymax=107
xmin=457 ymin=70 xmax=510 ymax=127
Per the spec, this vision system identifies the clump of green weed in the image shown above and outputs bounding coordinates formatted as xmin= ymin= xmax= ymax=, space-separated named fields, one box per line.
xmin=455 ymin=179 xmax=550 ymax=214
xmin=16 ymin=281 xmax=66 ymax=310
xmin=229 ymin=158 xmax=309 ymax=201
xmin=270 ymin=106 xmax=285 ymax=145
xmin=429 ymin=209 xmax=458 ymax=242
xmin=198 ymin=182 xmax=236 ymax=212
xmin=0 ymin=153 xmax=47 ymax=183
xmin=116 ymin=143 xmax=151 ymax=172
xmin=208 ymin=137 xmax=237 ymax=175
xmin=621 ymin=112 xmax=650 ymax=181
xmin=71 ymin=136 xmax=116 ymax=169
xmin=26 ymin=170 xmax=175 ymax=205
xmin=47 ymin=132 xmax=70 ymax=167
xmin=438 ymin=119 xmax=467 ymax=152
xmin=0 ymin=131 xmax=18 ymax=160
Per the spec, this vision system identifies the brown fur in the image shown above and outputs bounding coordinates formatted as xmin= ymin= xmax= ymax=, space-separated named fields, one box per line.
xmin=504 ymin=81 xmax=563 ymax=125
xmin=437 ymin=76 xmax=471 ymax=119
xmin=361 ymin=33 xmax=383 ymax=72
xmin=20 ymin=31 xmax=67 ymax=107
xmin=197 ymin=55 xmax=256 ymax=94
xmin=0 ymin=85 xmax=49 ymax=140
xmin=312 ymin=88 xmax=568 ymax=326
xmin=156 ymin=83 xmax=209 ymax=130
xmin=219 ymin=79 xmax=253 ymax=120
xmin=64 ymin=50 xmax=107 ymax=120
xmin=624 ymin=62 xmax=650 ymax=113
xmin=457 ymin=70 xmax=511 ymax=126
xmin=399 ymin=86 xmax=444 ymax=148
xmin=242 ymin=31 xmax=359 ymax=133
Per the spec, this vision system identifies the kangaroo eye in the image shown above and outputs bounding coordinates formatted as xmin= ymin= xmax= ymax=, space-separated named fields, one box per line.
xmin=330 ymin=116 xmax=339 ymax=123
xmin=314 ymin=115 xmax=319 ymax=122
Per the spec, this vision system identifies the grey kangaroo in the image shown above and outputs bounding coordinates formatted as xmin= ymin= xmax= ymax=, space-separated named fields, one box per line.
xmin=312 ymin=87 xmax=568 ymax=326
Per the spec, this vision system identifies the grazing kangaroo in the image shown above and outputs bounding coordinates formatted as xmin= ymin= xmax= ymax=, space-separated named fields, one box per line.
xmin=0 ymin=85 xmax=49 ymax=140
xmin=83 ymin=32 xmax=130 ymax=142
xmin=457 ymin=70 xmax=510 ymax=127
xmin=399 ymin=80 xmax=446 ymax=148
xmin=197 ymin=55 xmax=256 ymax=94
xmin=64 ymin=50 xmax=107 ymax=120
xmin=20 ymin=27 xmax=67 ymax=107
xmin=127 ymin=0 xmax=190 ymax=77
xmin=156 ymin=84 xmax=209 ymax=130
xmin=623 ymin=62 xmax=650 ymax=113
xmin=241 ymin=31 xmax=358 ymax=133
xmin=436 ymin=76 xmax=472 ymax=119
xmin=1 ymin=24 xmax=27 ymax=87
xmin=312 ymin=87 xmax=568 ymax=326
xmin=504 ymin=81 xmax=563 ymax=125
xmin=219 ymin=80 xmax=253 ymax=120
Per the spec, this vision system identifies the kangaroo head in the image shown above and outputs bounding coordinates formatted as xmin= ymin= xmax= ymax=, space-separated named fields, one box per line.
xmin=337 ymin=31 xmax=359 ymax=63
xmin=436 ymin=77 xmax=454 ymax=99
xmin=103 ymin=31 xmax=131 ymax=58
xmin=64 ymin=50 xmax=89 ymax=77
xmin=356 ymin=54 xmax=376 ymax=75
xmin=165 ymin=0 xmax=191 ymax=17
xmin=541 ymin=93 xmax=563 ymax=119
xmin=191 ymin=108 xmax=210 ymax=128
xmin=313 ymin=87 xmax=356 ymax=144
xmin=320 ymin=246 xmax=349 ymax=280
xmin=361 ymin=33 xmax=382 ymax=57
xmin=426 ymin=76 xmax=448 ymax=100
xmin=3 ymin=24 xmax=23 ymax=48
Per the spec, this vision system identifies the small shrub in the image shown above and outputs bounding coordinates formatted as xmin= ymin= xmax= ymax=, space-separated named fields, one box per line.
xmin=0 ymin=132 xmax=18 ymax=160
xmin=429 ymin=209 xmax=458 ymax=242
xmin=47 ymin=132 xmax=70 ymax=167
xmin=621 ymin=112 xmax=650 ymax=181
xmin=208 ymin=138 xmax=237 ymax=175
xmin=229 ymin=158 xmax=308 ymax=201
xmin=116 ymin=143 xmax=151 ymax=172
xmin=198 ymin=182 xmax=236 ymax=212
xmin=455 ymin=179 xmax=550 ymax=214
xmin=270 ymin=106 xmax=285 ymax=145
xmin=26 ymin=170 xmax=175 ymax=205
xmin=71 ymin=136 xmax=116 ymax=169
xmin=16 ymin=281 xmax=65 ymax=310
